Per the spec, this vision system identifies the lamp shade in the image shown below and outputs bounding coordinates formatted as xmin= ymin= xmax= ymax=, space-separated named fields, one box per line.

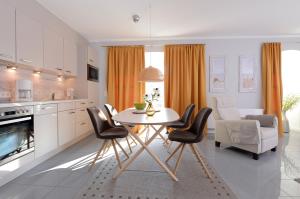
xmin=138 ymin=66 xmax=164 ymax=82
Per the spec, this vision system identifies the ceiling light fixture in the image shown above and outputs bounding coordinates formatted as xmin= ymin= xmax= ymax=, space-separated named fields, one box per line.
xmin=33 ymin=70 xmax=41 ymax=75
xmin=6 ymin=65 xmax=17 ymax=71
xmin=132 ymin=14 xmax=141 ymax=23
xmin=138 ymin=1 xmax=163 ymax=82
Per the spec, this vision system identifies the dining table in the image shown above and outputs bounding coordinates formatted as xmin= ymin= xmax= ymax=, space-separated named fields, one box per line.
xmin=112 ymin=107 xmax=180 ymax=181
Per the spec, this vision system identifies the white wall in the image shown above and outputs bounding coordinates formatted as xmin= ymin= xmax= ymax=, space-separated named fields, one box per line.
xmin=93 ymin=36 xmax=300 ymax=128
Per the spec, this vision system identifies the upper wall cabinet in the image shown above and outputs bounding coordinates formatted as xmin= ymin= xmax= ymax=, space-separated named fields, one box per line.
xmin=44 ymin=28 xmax=64 ymax=71
xmin=0 ymin=3 xmax=15 ymax=62
xmin=16 ymin=11 xmax=43 ymax=68
xmin=63 ymin=39 xmax=77 ymax=76
xmin=88 ymin=46 xmax=98 ymax=67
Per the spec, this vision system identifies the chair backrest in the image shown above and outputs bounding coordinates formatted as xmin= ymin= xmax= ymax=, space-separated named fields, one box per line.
xmin=180 ymin=104 xmax=195 ymax=126
xmin=87 ymin=107 xmax=111 ymax=138
xmin=189 ymin=107 xmax=212 ymax=142
xmin=104 ymin=104 xmax=119 ymax=127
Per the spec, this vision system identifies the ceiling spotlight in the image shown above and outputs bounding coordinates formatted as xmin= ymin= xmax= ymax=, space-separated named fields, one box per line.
xmin=132 ymin=14 xmax=141 ymax=23
xmin=7 ymin=65 xmax=17 ymax=70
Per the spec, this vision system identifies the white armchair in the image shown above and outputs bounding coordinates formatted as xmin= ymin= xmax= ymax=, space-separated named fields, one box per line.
xmin=211 ymin=96 xmax=278 ymax=160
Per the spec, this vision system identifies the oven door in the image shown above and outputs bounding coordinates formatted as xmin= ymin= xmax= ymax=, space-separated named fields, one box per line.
xmin=0 ymin=115 xmax=34 ymax=165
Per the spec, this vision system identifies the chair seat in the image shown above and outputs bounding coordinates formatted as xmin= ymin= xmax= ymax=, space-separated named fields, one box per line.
xmin=167 ymin=121 xmax=187 ymax=129
xmin=168 ymin=130 xmax=197 ymax=143
xmin=99 ymin=127 xmax=128 ymax=139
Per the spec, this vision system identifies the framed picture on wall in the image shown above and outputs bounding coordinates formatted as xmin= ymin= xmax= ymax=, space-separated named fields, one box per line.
xmin=239 ymin=56 xmax=256 ymax=92
xmin=209 ymin=56 xmax=225 ymax=93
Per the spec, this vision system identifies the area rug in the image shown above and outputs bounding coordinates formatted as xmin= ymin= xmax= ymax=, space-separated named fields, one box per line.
xmin=78 ymin=139 xmax=238 ymax=199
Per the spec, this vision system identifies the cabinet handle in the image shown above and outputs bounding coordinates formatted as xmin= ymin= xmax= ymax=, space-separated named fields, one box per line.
xmin=81 ymin=103 xmax=86 ymax=105
xmin=0 ymin=53 xmax=12 ymax=59
xmin=89 ymin=59 xmax=94 ymax=62
xmin=80 ymin=122 xmax=86 ymax=125
xmin=65 ymin=70 xmax=71 ymax=73
xmin=80 ymin=109 xmax=85 ymax=112
xmin=69 ymin=111 xmax=75 ymax=114
xmin=20 ymin=58 xmax=33 ymax=63
xmin=89 ymin=101 xmax=94 ymax=104
xmin=56 ymin=68 xmax=63 ymax=71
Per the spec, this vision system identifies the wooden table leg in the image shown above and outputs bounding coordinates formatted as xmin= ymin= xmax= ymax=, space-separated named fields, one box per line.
xmin=113 ymin=124 xmax=179 ymax=181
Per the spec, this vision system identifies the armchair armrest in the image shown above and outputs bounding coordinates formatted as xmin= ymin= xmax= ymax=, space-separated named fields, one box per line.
xmin=216 ymin=120 xmax=261 ymax=144
xmin=245 ymin=115 xmax=277 ymax=128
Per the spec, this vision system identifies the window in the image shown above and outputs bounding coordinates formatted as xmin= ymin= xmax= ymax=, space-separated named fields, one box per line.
xmin=145 ymin=51 xmax=164 ymax=107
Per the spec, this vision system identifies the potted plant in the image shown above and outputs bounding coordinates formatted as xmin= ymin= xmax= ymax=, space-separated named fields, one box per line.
xmin=144 ymin=88 xmax=160 ymax=116
xmin=282 ymin=95 xmax=300 ymax=133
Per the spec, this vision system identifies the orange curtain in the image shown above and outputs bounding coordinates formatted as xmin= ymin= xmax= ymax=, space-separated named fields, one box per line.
xmin=262 ymin=42 xmax=283 ymax=136
xmin=107 ymin=46 xmax=145 ymax=111
xmin=164 ymin=44 xmax=207 ymax=118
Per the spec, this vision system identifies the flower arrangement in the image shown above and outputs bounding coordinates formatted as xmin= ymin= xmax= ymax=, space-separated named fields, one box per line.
xmin=282 ymin=95 xmax=300 ymax=112
xmin=144 ymin=88 xmax=160 ymax=104
xmin=144 ymin=88 xmax=160 ymax=116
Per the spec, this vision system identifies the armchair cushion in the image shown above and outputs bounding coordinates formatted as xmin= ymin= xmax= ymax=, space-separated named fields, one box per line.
xmin=245 ymin=115 xmax=276 ymax=127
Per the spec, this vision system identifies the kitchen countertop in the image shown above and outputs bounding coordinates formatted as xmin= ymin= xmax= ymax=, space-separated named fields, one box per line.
xmin=0 ymin=99 xmax=89 ymax=108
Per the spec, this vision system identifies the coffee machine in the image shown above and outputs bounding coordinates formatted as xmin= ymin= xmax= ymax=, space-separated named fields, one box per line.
xmin=15 ymin=80 xmax=33 ymax=102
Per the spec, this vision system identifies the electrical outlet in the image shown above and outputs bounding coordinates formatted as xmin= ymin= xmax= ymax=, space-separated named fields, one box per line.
xmin=0 ymin=91 xmax=11 ymax=99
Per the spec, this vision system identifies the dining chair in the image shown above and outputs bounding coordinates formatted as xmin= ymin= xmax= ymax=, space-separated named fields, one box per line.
xmin=87 ymin=107 xmax=130 ymax=171
xmin=165 ymin=107 xmax=213 ymax=180
xmin=104 ymin=104 xmax=137 ymax=153
xmin=166 ymin=104 xmax=195 ymax=151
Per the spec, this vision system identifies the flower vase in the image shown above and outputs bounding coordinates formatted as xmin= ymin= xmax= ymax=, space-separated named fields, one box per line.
xmin=282 ymin=111 xmax=290 ymax=133
xmin=146 ymin=102 xmax=155 ymax=116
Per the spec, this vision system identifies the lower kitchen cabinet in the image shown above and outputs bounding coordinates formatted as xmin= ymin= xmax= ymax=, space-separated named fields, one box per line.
xmin=34 ymin=104 xmax=58 ymax=158
xmin=58 ymin=109 xmax=76 ymax=146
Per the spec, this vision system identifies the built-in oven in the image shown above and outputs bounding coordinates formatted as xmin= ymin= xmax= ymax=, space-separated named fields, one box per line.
xmin=87 ymin=64 xmax=99 ymax=82
xmin=0 ymin=106 xmax=34 ymax=166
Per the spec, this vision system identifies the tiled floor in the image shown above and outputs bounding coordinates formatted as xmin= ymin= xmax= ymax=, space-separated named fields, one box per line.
xmin=0 ymin=131 xmax=300 ymax=199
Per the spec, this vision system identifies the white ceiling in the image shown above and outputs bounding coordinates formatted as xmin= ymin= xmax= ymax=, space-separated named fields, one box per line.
xmin=36 ymin=0 xmax=300 ymax=42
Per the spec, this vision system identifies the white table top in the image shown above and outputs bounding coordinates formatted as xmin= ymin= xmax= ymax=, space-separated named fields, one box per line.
xmin=112 ymin=108 xmax=180 ymax=125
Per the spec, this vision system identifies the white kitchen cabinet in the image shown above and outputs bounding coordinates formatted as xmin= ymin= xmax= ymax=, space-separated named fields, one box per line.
xmin=16 ymin=11 xmax=43 ymax=68
xmin=88 ymin=46 xmax=98 ymax=67
xmin=0 ymin=3 xmax=15 ymax=62
xmin=44 ymin=28 xmax=63 ymax=71
xmin=88 ymin=81 xmax=99 ymax=106
xmin=76 ymin=108 xmax=90 ymax=137
xmin=63 ymin=39 xmax=77 ymax=76
xmin=58 ymin=110 xmax=76 ymax=146
xmin=34 ymin=104 xmax=58 ymax=158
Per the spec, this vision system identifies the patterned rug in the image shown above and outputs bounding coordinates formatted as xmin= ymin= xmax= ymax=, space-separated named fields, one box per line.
xmin=78 ymin=139 xmax=238 ymax=199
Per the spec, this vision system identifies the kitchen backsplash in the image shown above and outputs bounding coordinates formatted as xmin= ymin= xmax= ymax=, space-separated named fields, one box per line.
xmin=0 ymin=66 xmax=74 ymax=102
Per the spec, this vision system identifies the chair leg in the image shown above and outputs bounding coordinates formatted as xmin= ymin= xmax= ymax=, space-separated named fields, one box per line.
xmin=129 ymin=134 xmax=137 ymax=145
xmin=125 ymin=137 xmax=132 ymax=153
xmin=190 ymin=144 xmax=213 ymax=180
xmin=111 ymin=139 xmax=122 ymax=169
xmin=89 ymin=140 xmax=108 ymax=171
xmin=271 ymin=147 xmax=277 ymax=152
xmin=173 ymin=144 xmax=185 ymax=175
xmin=166 ymin=143 xmax=183 ymax=163
xmin=167 ymin=140 xmax=173 ymax=153
xmin=114 ymin=139 xmax=129 ymax=159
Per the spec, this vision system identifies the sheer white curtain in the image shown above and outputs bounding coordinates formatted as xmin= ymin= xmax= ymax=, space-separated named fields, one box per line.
xmin=145 ymin=51 xmax=164 ymax=108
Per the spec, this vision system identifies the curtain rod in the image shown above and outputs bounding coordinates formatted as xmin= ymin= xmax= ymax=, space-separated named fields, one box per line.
xmin=100 ymin=43 xmax=207 ymax=47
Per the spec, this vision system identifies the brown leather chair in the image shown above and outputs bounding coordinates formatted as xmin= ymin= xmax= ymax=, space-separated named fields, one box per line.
xmin=166 ymin=107 xmax=213 ymax=180
xmin=167 ymin=104 xmax=195 ymax=130
xmin=87 ymin=107 xmax=129 ymax=171
xmin=104 ymin=104 xmax=137 ymax=152
xmin=166 ymin=104 xmax=195 ymax=151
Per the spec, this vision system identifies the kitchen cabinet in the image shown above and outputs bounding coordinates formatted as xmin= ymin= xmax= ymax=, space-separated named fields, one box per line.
xmin=88 ymin=46 xmax=98 ymax=66
xmin=44 ymin=28 xmax=64 ymax=71
xmin=0 ymin=3 xmax=15 ymax=62
xmin=58 ymin=109 xmax=76 ymax=146
xmin=16 ymin=11 xmax=43 ymax=68
xmin=88 ymin=81 xmax=99 ymax=106
xmin=34 ymin=104 xmax=58 ymax=158
xmin=63 ymin=39 xmax=77 ymax=76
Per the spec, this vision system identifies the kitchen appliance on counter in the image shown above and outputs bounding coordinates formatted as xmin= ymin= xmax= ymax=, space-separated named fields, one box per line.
xmin=66 ymin=88 xmax=74 ymax=99
xmin=0 ymin=106 xmax=34 ymax=166
xmin=15 ymin=80 xmax=33 ymax=102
